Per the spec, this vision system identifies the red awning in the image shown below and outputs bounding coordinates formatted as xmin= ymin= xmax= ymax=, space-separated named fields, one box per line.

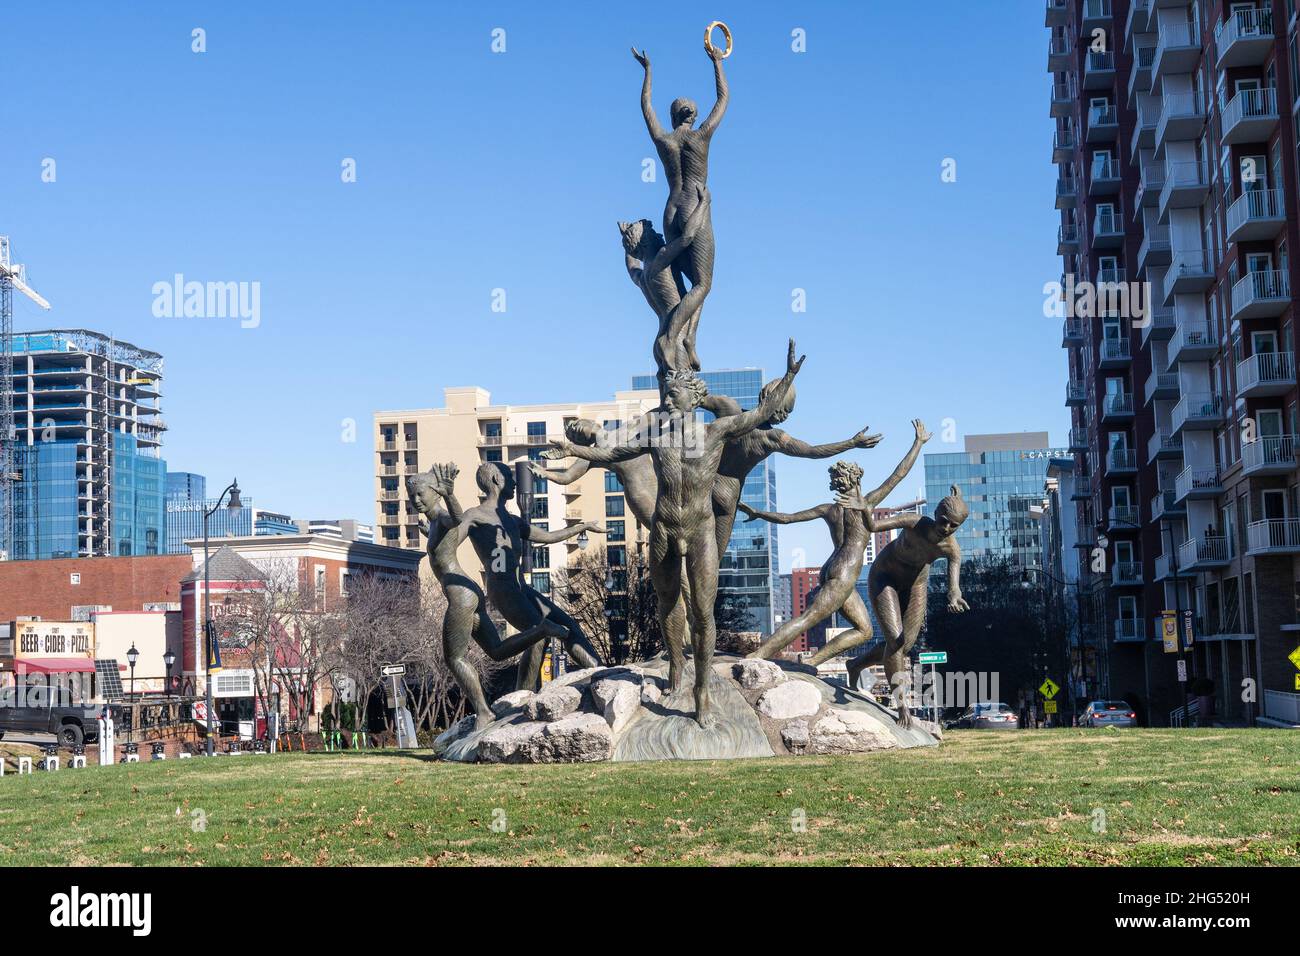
xmin=14 ymin=658 xmax=97 ymax=674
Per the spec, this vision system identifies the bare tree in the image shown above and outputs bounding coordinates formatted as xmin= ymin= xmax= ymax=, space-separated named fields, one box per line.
xmin=552 ymin=546 xmax=663 ymax=664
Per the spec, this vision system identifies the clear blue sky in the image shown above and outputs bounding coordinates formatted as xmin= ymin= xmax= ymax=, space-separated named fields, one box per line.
xmin=3 ymin=0 xmax=1065 ymax=570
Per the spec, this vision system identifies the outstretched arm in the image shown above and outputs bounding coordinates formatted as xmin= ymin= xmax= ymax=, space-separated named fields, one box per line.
xmin=699 ymin=47 xmax=729 ymax=136
xmin=715 ymin=340 xmax=805 ymax=439
xmin=945 ymin=541 xmax=968 ymax=612
xmin=530 ymin=458 xmax=590 ymax=486
xmin=544 ymin=437 xmax=645 ymax=464
xmin=737 ymin=501 xmax=831 ymax=525
xmin=632 ymin=48 xmax=665 ymax=140
xmin=775 ymin=425 xmax=882 ymax=460
xmin=862 ymin=419 xmax=930 ymax=509
xmin=525 ymin=520 xmax=605 ymax=545
xmin=701 ymin=393 xmax=742 ymax=418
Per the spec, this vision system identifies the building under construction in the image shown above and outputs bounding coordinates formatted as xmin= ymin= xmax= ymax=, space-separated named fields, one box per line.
xmin=2 ymin=329 xmax=167 ymax=559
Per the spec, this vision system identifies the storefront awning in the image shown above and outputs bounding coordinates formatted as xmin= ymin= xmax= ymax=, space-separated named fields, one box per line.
xmin=14 ymin=658 xmax=98 ymax=675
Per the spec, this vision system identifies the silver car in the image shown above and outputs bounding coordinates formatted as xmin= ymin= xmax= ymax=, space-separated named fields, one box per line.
xmin=953 ymin=702 xmax=1019 ymax=730
xmin=1082 ymin=700 xmax=1137 ymax=727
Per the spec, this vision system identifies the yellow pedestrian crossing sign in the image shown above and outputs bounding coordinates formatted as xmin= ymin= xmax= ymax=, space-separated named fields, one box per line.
xmin=1288 ymin=646 xmax=1300 ymax=671
xmin=1044 ymin=700 xmax=1058 ymax=714
xmin=1039 ymin=678 xmax=1060 ymax=700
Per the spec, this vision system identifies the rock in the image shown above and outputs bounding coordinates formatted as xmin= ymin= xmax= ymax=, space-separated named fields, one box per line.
xmin=781 ymin=718 xmax=810 ymax=752
xmin=551 ymin=667 xmax=603 ymax=689
xmin=526 ymin=684 xmax=584 ymax=721
xmin=640 ymin=681 xmax=662 ymax=705
xmin=477 ymin=721 xmax=548 ymax=763
xmin=756 ymin=679 xmax=822 ymax=719
xmin=490 ymin=690 xmax=534 ymax=718
xmin=537 ymin=713 xmax=613 ymax=762
xmin=809 ymin=708 xmax=898 ymax=754
xmin=590 ymin=675 xmax=641 ymax=733
xmin=916 ymin=719 xmax=944 ymax=740
xmin=734 ymin=659 xmax=787 ymax=690
xmin=432 ymin=715 xmax=476 ymax=754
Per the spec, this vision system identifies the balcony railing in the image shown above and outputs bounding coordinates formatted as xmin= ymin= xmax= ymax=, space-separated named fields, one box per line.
xmin=1237 ymin=350 xmax=1295 ymax=396
xmin=1114 ymin=618 xmax=1145 ymax=642
xmin=1112 ymin=561 xmax=1142 ymax=586
xmin=1048 ymin=35 xmax=1072 ymax=71
xmin=1221 ymin=87 xmax=1278 ymax=144
xmin=1107 ymin=447 xmax=1138 ymax=473
xmin=1147 ymin=429 xmax=1182 ymax=460
xmin=1231 ymin=268 xmax=1290 ymax=322
xmin=1151 ymin=490 xmax=1183 ymax=523
xmin=1057 ymin=224 xmax=1079 ymax=253
xmin=1241 ymin=435 xmax=1299 ymax=476
xmin=1156 ymin=90 xmax=1206 ymax=149
xmin=1093 ymin=209 xmax=1124 ymax=245
xmin=1167 ymin=319 xmax=1214 ymax=364
xmin=1108 ymin=505 xmax=1140 ymax=528
xmin=1216 ymin=7 xmax=1275 ymax=69
xmin=1172 ymin=392 xmax=1224 ymax=432
xmin=1100 ymin=337 xmax=1131 ymax=365
xmin=1066 ymin=381 xmax=1088 ymax=404
xmin=1090 ymin=155 xmax=1121 ymax=192
xmin=1103 ymin=392 xmax=1135 ymax=417
xmin=1162 ymin=249 xmax=1214 ymax=302
xmin=1159 ymin=160 xmax=1210 ymax=217
xmin=1088 ymin=102 xmax=1118 ymax=132
xmin=1179 ymin=535 xmax=1229 ymax=569
xmin=1226 ymin=189 xmax=1285 ymax=243
xmin=1069 ymin=426 xmax=1088 ymax=450
xmin=1062 ymin=317 xmax=1083 ymax=346
xmin=1174 ymin=466 xmax=1222 ymax=501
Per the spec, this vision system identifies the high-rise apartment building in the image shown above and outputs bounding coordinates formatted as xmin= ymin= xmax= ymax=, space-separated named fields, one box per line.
xmin=923 ymin=433 xmax=1064 ymax=568
xmin=631 ymin=368 xmax=779 ymax=634
xmin=166 ymin=471 xmax=205 ymax=503
xmin=2 ymin=330 xmax=166 ymax=560
xmin=1048 ymin=0 xmax=1300 ymax=726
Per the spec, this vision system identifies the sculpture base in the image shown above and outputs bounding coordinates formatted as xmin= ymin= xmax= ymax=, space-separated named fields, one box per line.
xmin=433 ymin=654 xmax=939 ymax=764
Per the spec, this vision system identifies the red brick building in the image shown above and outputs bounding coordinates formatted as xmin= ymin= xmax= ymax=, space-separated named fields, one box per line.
xmin=787 ymin=567 xmax=821 ymax=653
xmin=0 ymin=554 xmax=191 ymax=623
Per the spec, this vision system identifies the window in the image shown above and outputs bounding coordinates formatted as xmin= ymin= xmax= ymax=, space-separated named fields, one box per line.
xmin=339 ymin=569 xmax=352 ymax=597
xmin=531 ymin=546 xmax=550 ymax=569
xmin=315 ymin=566 xmax=326 ymax=598
xmin=604 ymin=471 xmax=624 ymax=493
xmin=606 ymin=520 xmax=626 ymax=542
xmin=527 ymin=421 xmax=547 ymax=443
xmin=530 ymin=572 xmax=551 ymax=594
xmin=605 ymin=497 xmax=625 ymax=517
xmin=69 ymin=573 xmax=80 ymax=585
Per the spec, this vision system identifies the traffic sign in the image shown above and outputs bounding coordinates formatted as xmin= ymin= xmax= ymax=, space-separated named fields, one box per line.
xmin=1288 ymin=645 xmax=1300 ymax=671
xmin=918 ymin=651 xmax=947 ymax=665
xmin=1044 ymin=700 xmax=1058 ymax=714
xmin=1038 ymin=678 xmax=1060 ymax=699
xmin=1176 ymin=660 xmax=1187 ymax=682
xmin=380 ymin=663 xmax=406 ymax=677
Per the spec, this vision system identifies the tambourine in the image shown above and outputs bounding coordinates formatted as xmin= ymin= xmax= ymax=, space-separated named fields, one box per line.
xmin=704 ymin=21 xmax=732 ymax=59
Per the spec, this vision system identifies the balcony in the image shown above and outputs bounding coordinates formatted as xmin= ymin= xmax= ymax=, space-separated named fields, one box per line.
xmin=1137 ymin=222 xmax=1171 ymax=273
xmin=1066 ymin=380 xmax=1089 ymax=406
xmin=1171 ymin=392 xmax=1224 ymax=432
xmin=1062 ymin=317 xmax=1084 ymax=347
xmin=1131 ymin=92 xmax=1159 ymax=156
xmin=1144 ymin=370 xmax=1179 ymax=405
xmin=1112 ymin=561 xmax=1143 ymax=586
xmin=1241 ymin=435 xmax=1299 ymax=477
xmin=1237 ymin=350 xmax=1295 ymax=397
xmin=1222 ymin=87 xmax=1278 ymax=145
xmin=1108 ymin=502 xmax=1141 ymax=529
xmin=1053 ymin=128 xmax=1075 ymax=164
xmin=1081 ymin=0 xmax=1112 ymax=29
xmin=1167 ymin=319 xmax=1215 ymax=365
xmin=1048 ymin=35 xmax=1072 ymax=72
xmin=1086 ymin=102 xmax=1119 ymax=142
xmin=1161 ymin=249 xmax=1213 ymax=303
xmin=1147 ymin=429 xmax=1183 ymax=462
xmin=1055 ymin=174 xmax=1078 ymax=208
xmin=1216 ymin=8 xmax=1274 ymax=69
xmin=1101 ymin=392 xmax=1135 ymax=421
xmin=1247 ymin=518 xmax=1300 ymax=555
xmin=1057 ymin=223 xmax=1080 ymax=255
xmin=1051 ymin=79 xmax=1076 ymax=117
xmin=1125 ymin=0 xmax=1152 ymax=43
xmin=1155 ymin=91 xmax=1205 ymax=156
xmin=1114 ymin=618 xmax=1146 ymax=643
xmin=1107 ymin=447 xmax=1138 ymax=475
xmin=1140 ymin=305 xmax=1175 ymax=344
xmin=1046 ymin=0 xmax=1068 ymax=28
xmin=1092 ymin=208 xmax=1124 ymax=247
xmin=1226 ymin=189 xmax=1285 ymax=244
xmin=1174 ymin=465 xmax=1222 ymax=502
xmin=1153 ymin=20 xmax=1200 ymax=85
xmin=1099 ymin=336 xmax=1132 ymax=368
xmin=479 ymin=434 xmax=503 ymax=446
xmin=1135 ymin=160 xmax=1164 ymax=208
xmin=1158 ymin=161 xmax=1210 ymax=222
xmin=1069 ymin=427 xmax=1089 ymax=452
xmin=1152 ymin=490 xmax=1185 ymax=523
xmin=1127 ymin=44 xmax=1156 ymax=105
xmin=1084 ymin=50 xmax=1116 ymax=90
xmin=1179 ymin=535 xmax=1230 ymax=570
xmin=1070 ymin=477 xmax=1093 ymax=501
xmin=1089 ymin=155 xmax=1122 ymax=196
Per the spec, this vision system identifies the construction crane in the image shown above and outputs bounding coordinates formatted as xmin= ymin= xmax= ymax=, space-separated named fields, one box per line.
xmin=0 ymin=236 xmax=51 ymax=560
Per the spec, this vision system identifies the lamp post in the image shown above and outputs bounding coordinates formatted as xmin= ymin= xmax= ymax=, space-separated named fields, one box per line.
xmin=163 ymin=648 xmax=175 ymax=699
xmin=1162 ymin=520 xmax=1196 ymax=724
xmin=126 ymin=643 xmax=138 ymax=743
xmin=203 ymin=478 xmax=243 ymax=756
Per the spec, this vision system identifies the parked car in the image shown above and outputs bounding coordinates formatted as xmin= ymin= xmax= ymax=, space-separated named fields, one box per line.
xmin=1081 ymin=700 xmax=1137 ymax=728
xmin=0 ymin=695 xmax=121 ymax=747
xmin=951 ymin=702 xmax=1019 ymax=730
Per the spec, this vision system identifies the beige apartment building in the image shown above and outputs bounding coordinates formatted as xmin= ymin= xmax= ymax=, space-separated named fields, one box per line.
xmin=373 ymin=385 xmax=660 ymax=596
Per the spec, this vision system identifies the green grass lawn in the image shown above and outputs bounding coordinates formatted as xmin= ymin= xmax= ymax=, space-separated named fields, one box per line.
xmin=1 ymin=729 xmax=1297 ymax=866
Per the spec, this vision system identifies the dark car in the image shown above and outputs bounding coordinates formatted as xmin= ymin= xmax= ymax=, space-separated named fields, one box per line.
xmin=1081 ymin=700 xmax=1137 ymax=728
xmin=0 ymin=686 xmax=120 ymax=747
xmin=951 ymin=702 xmax=1019 ymax=730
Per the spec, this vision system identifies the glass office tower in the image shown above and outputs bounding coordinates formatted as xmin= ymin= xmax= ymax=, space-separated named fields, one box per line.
xmin=632 ymin=368 xmax=777 ymax=634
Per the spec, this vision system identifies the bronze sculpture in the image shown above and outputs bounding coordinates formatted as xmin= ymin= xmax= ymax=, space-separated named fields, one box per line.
xmin=741 ymin=421 xmax=931 ymax=665
xmin=408 ymin=463 xmax=563 ymax=728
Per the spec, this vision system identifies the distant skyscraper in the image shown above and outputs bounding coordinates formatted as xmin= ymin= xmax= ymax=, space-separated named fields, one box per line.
xmin=166 ymin=472 xmax=206 ymax=502
xmin=632 ymin=368 xmax=777 ymax=634
xmin=924 ymin=432 xmax=1063 ymax=568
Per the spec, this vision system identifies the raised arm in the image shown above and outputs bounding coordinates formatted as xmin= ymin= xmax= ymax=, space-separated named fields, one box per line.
xmin=699 ymin=46 xmax=729 ymax=136
xmin=525 ymin=520 xmax=605 ymax=546
xmin=862 ymin=419 xmax=930 ymax=508
xmin=632 ymin=48 xmax=665 ymax=141
xmin=701 ymin=392 xmax=742 ymax=418
xmin=715 ymin=339 xmax=805 ymax=439
xmin=529 ymin=458 xmax=590 ymax=486
xmin=776 ymin=425 xmax=882 ymax=460
xmin=544 ymin=437 xmax=646 ymax=465
xmin=737 ymin=500 xmax=831 ymax=525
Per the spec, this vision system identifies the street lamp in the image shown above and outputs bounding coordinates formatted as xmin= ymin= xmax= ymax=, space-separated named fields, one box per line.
xmin=126 ymin=643 xmax=139 ymax=743
xmin=203 ymin=478 xmax=243 ymax=755
xmin=163 ymin=648 xmax=175 ymax=700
